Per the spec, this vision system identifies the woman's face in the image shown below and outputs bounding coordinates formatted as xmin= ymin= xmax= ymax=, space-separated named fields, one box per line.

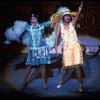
xmin=63 ymin=14 xmax=72 ymax=23
xmin=31 ymin=16 xmax=38 ymax=25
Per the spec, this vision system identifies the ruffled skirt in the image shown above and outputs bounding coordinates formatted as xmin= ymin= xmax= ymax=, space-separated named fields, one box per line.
xmin=25 ymin=46 xmax=51 ymax=66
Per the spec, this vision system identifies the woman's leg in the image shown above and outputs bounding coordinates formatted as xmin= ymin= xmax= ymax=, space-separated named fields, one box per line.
xmin=75 ymin=65 xmax=83 ymax=92
xmin=57 ymin=67 xmax=67 ymax=88
xmin=40 ymin=65 xmax=47 ymax=88
xmin=64 ymin=67 xmax=74 ymax=83
xmin=26 ymin=67 xmax=41 ymax=84
xmin=57 ymin=66 xmax=75 ymax=88
xmin=21 ymin=66 xmax=32 ymax=90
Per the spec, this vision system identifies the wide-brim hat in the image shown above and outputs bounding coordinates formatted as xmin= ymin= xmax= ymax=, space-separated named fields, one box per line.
xmin=50 ymin=11 xmax=78 ymax=19
xmin=62 ymin=11 xmax=78 ymax=16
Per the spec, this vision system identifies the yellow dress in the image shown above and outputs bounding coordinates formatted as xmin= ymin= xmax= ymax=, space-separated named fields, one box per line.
xmin=60 ymin=23 xmax=83 ymax=68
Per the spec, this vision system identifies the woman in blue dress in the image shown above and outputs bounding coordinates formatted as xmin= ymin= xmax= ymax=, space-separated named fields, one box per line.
xmin=21 ymin=13 xmax=53 ymax=90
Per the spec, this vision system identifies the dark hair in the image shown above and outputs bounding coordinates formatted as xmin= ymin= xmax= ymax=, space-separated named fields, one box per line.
xmin=62 ymin=14 xmax=72 ymax=22
xmin=31 ymin=13 xmax=39 ymax=18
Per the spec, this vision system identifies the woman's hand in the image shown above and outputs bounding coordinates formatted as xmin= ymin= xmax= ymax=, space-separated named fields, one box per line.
xmin=55 ymin=47 xmax=58 ymax=60
xmin=78 ymin=1 xmax=83 ymax=12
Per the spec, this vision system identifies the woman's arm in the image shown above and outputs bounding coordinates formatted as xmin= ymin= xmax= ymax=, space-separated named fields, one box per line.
xmin=72 ymin=1 xmax=83 ymax=26
xmin=41 ymin=20 xmax=52 ymax=28
xmin=55 ymin=24 xmax=61 ymax=55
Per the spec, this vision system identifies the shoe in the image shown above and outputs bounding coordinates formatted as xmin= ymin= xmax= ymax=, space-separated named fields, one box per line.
xmin=43 ymin=85 xmax=48 ymax=89
xmin=42 ymin=81 xmax=47 ymax=89
xmin=78 ymin=84 xmax=83 ymax=92
xmin=78 ymin=87 xmax=83 ymax=92
xmin=57 ymin=81 xmax=64 ymax=88
xmin=57 ymin=84 xmax=62 ymax=88
xmin=20 ymin=82 xmax=28 ymax=91
xmin=43 ymin=84 xmax=48 ymax=89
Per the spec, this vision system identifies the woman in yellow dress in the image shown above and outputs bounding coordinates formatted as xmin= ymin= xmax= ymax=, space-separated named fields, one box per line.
xmin=55 ymin=1 xmax=84 ymax=92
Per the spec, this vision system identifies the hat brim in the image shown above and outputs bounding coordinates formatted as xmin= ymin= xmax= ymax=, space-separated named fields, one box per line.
xmin=63 ymin=11 xmax=78 ymax=16
xmin=50 ymin=11 xmax=78 ymax=19
xmin=70 ymin=11 xmax=78 ymax=16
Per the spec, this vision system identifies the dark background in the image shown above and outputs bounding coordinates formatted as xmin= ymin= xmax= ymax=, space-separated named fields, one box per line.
xmin=0 ymin=1 xmax=100 ymax=99
xmin=0 ymin=1 xmax=100 ymax=44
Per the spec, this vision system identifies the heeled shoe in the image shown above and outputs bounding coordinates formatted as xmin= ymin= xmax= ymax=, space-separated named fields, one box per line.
xmin=20 ymin=82 xmax=28 ymax=91
xmin=43 ymin=85 xmax=48 ymax=89
xmin=78 ymin=87 xmax=83 ymax=92
xmin=57 ymin=81 xmax=64 ymax=88
xmin=42 ymin=81 xmax=47 ymax=89
xmin=78 ymin=84 xmax=83 ymax=92
xmin=57 ymin=84 xmax=62 ymax=88
xmin=42 ymin=83 xmax=48 ymax=89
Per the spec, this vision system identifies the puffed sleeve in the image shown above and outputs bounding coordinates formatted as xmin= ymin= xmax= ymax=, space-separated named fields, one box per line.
xmin=41 ymin=20 xmax=52 ymax=28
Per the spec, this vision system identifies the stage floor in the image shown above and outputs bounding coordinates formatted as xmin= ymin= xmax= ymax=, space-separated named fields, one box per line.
xmin=0 ymin=45 xmax=100 ymax=99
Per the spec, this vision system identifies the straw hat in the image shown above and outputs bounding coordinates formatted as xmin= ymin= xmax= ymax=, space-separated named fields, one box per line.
xmin=62 ymin=11 xmax=78 ymax=16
